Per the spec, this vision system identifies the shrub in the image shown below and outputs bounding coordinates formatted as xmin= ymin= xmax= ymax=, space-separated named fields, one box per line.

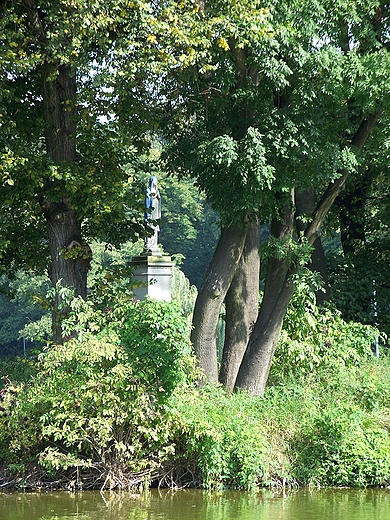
xmin=119 ymin=299 xmax=193 ymax=400
xmin=0 ymin=297 xmax=195 ymax=486
xmin=271 ymin=278 xmax=381 ymax=379
xmin=169 ymin=386 xmax=270 ymax=490
xmin=291 ymin=402 xmax=390 ymax=487
xmin=2 ymin=288 xmax=390 ymax=491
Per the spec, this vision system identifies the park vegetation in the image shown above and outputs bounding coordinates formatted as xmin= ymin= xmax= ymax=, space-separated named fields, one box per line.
xmin=1 ymin=0 xmax=390 ymax=490
xmin=0 ymin=285 xmax=389 ymax=490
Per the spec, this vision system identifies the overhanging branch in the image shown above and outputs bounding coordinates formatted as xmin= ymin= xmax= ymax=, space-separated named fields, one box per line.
xmin=304 ymin=111 xmax=381 ymax=243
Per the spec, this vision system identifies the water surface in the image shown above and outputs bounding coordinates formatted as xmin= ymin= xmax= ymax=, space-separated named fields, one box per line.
xmin=1 ymin=487 xmax=390 ymax=520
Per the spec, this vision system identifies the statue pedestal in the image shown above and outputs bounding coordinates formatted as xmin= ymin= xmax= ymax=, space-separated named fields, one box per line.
xmin=130 ymin=254 xmax=174 ymax=302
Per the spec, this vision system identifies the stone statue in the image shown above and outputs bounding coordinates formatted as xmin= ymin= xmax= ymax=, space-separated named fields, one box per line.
xmin=144 ymin=175 xmax=161 ymax=254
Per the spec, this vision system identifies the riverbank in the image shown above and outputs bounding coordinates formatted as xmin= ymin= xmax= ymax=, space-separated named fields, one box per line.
xmin=2 ymin=352 xmax=390 ymax=492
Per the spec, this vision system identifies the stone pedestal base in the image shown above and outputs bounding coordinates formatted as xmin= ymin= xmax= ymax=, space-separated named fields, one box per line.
xmin=130 ymin=254 xmax=174 ymax=302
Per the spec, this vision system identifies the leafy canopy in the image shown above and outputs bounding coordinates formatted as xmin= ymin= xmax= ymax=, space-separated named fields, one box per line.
xmin=0 ymin=0 xmax=157 ymax=274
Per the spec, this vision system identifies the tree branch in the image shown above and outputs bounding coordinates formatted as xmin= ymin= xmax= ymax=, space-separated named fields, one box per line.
xmin=304 ymin=111 xmax=381 ymax=243
xmin=22 ymin=0 xmax=47 ymax=44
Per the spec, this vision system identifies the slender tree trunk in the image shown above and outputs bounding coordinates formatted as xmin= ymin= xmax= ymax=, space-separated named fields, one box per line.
xmin=310 ymin=236 xmax=329 ymax=305
xmin=295 ymin=188 xmax=329 ymax=304
xmin=191 ymin=224 xmax=247 ymax=383
xmin=334 ymin=169 xmax=375 ymax=317
xmin=219 ymin=218 xmax=260 ymax=391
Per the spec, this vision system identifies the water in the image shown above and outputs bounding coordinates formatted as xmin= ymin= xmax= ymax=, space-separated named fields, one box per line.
xmin=1 ymin=488 xmax=390 ymax=520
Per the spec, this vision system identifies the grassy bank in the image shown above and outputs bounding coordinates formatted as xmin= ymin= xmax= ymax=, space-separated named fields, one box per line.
xmin=1 ymin=357 xmax=390 ymax=491
xmin=166 ymin=358 xmax=390 ymax=489
xmin=1 ymin=298 xmax=390 ymax=491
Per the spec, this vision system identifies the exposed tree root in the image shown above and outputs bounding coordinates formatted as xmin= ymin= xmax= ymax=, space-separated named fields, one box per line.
xmin=0 ymin=461 xmax=203 ymax=492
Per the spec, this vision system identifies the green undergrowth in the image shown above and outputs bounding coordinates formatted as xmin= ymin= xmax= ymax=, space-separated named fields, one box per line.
xmin=167 ymin=357 xmax=390 ymax=489
xmin=261 ymin=361 xmax=390 ymax=488
xmin=1 ymin=296 xmax=390 ymax=490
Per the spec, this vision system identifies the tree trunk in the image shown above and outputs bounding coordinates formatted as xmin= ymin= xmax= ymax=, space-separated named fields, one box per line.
xmin=219 ymin=218 xmax=260 ymax=391
xmin=295 ymin=188 xmax=329 ymax=304
xmin=191 ymin=224 xmax=247 ymax=383
xmin=310 ymin=236 xmax=329 ymax=305
xmin=234 ymin=274 xmax=296 ymax=395
xmin=234 ymin=114 xmax=380 ymax=396
xmin=42 ymin=199 xmax=91 ymax=342
xmin=39 ymin=61 xmax=91 ymax=341
xmin=22 ymin=1 xmax=92 ymax=341
xmin=234 ymin=198 xmax=295 ymax=395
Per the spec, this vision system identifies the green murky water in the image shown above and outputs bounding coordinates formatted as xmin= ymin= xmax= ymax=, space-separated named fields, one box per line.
xmin=1 ymin=488 xmax=390 ymax=519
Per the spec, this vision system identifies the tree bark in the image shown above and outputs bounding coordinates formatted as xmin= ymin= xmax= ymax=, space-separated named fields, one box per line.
xmin=295 ymin=188 xmax=329 ymax=304
xmin=234 ymin=274 xmax=296 ymax=395
xmin=234 ymin=199 xmax=295 ymax=395
xmin=41 ymin=198 xmax=91 ymax=342
xmin=23 ymin=0 xmax=92 ymax=342
xmin=219 ymin=218 xmax=260 ymax=391
xmin=191 ymin=223 xmax=247 ymax=383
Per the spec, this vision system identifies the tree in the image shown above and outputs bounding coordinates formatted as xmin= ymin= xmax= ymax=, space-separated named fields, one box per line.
xmin=157 ymin=174 xmax=220 ymax=288
xmin=159 ymin=0 xmax=390 ymax=394
xmin=0 ymin=272 xmax=50 ymax=356
xmin=0 ymin=1 xmax=149 ymax=340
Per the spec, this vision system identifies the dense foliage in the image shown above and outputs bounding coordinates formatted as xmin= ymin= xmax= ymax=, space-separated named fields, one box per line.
xmin=2 ymin=0 xmax=390 ymax=491
xmin=272 ymin=275 xmax=382 ymax=377
xmin=0 ymin=0 xmax=150 ymax=270
xmin=0 ymin=297 xmax=196 ymax=487
xmin=1 ymin=292 xmax=390 ymax=490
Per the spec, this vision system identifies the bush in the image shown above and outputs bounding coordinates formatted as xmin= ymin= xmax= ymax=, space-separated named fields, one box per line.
xmin=265 ymin=357 xmax=390 ymax=488
xmin=0 ymin=298 xmax=195 ymax=487
xmin=0 ymin=358 xmax=37 ymax=388
xmin=119 ymin=299 xmax=193 ymax=400
xmin=169 ymin=386 xmax=271 ymax=490
xmin=271 ymin=278 xmax=381 ymax=379
xmin=2 ymin=289 xmax=390 ymax=491
xmin=292 ymin=402 xmax=390 ymax=487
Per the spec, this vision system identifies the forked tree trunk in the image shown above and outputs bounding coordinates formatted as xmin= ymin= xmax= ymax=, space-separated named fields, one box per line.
xmin=190 ymin=29 xmax=260 ymax=384
xmin=191 ymin=224 xmax=247 ymax=383
xmin=234 ymin=114 xmax=380 ymax=396
xmin=219 ymin=218 xmax=260 ymax=392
